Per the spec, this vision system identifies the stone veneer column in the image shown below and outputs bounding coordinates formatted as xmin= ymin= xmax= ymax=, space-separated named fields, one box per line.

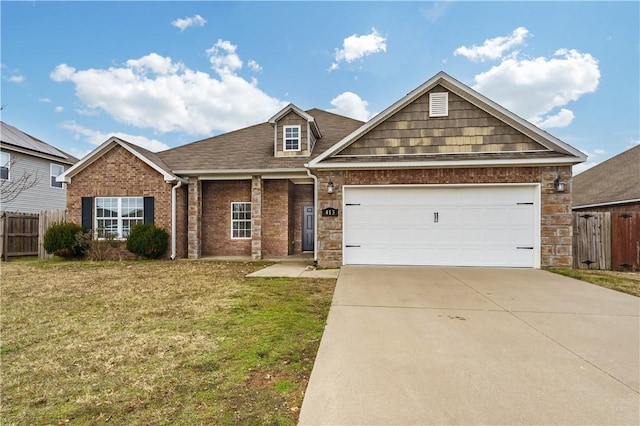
xmin=187 ymin=179 xmax=202 ymax=259
xmin=251 ymin=176 xmax=262 ymax=260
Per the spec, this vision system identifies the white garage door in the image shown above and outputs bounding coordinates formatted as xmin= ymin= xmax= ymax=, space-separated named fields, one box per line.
xmin=343 ymin=185 xmax=539 ymax=268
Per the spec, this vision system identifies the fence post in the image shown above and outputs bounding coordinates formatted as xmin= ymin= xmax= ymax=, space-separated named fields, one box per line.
xmin=39 ymin=209 xmax=66 ymax=260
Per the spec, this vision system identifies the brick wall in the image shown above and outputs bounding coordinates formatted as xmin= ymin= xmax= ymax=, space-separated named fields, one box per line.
xmin=263 ymin=180 xmax=290 ymax=257
xmin=315 ymin=165 xmax=573 ymax=268
xmin=201 ymin=180 xmax=252 ymax=256
xmin=66 ymin=145 xmax=184 ymax=258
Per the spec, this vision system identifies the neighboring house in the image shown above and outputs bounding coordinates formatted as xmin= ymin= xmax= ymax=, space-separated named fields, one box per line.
xmin=572 ymin=145 xmax=640 ymax=213
xmin=59 ymin=72 xmax=586 ymax=268
xmin=1 ymin=121 xmax=77 ymax=213
xmin=572 ymin=145 xmax=639 ymax=271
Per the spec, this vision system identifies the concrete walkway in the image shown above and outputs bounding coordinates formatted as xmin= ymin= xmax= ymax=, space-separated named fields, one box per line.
xmin=299 ymin=266 xmax=640 ymax=425
xmin=246 ymin=261 xmax=340 ymax=279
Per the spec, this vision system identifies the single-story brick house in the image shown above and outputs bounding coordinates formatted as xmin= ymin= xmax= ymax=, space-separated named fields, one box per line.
xmin=59 ymin=72 xmax=586 ymax=268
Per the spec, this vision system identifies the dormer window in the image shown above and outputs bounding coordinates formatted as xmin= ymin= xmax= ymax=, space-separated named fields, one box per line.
xmin=284 ymin=125 xmax=301 ymax=151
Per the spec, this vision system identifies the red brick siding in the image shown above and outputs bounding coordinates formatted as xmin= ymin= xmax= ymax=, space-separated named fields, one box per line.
xmin=202 ymin=180 xmax=251 ymax=256
xmin=66 ymin=145 xmax=183 ymax=258
xmin=315 ymin=166 xmax=573 ymax=268
xmin=263 ymin=180 xmax=291 ymax=257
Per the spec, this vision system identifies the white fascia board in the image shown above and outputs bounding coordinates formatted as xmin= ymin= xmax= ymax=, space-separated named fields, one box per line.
xmin=573 ymin=199 xmax=640 ymax=210
xmin=310 ymin=72 xmax=447 ymax=165
xmin=57 ymin=137 xmax=179 ymax=183
xmin=438 ymin=78 xmax=588 ymax=160
xmin=175 ymin=168 xmax=312 ymax=181
xmin=307 ymin=156 xmax=583 ymax=170
xmin=268 ymin=103 xmax=321 ymax=139
xmin=310 ymin=71 xmax=587 ymax=165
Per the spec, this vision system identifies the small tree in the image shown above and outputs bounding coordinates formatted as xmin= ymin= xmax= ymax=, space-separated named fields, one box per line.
xmin=0 ymin=157 xmax=41 ymax=204
xmin=126 ymin=223 xmax=169 ymax=259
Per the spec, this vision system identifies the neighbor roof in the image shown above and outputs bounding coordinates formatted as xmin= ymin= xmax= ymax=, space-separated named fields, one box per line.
xmin=573 ymin=144 xmax=640 ymax=208
xmin=1 ymin=121 xmax=77 ymax=164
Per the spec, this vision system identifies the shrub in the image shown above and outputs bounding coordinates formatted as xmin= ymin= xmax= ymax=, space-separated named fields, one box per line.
xmin=126 ymin=223 xmax=169 ymax=259
xmin=43 ymin=222 xmax=86 ymax=259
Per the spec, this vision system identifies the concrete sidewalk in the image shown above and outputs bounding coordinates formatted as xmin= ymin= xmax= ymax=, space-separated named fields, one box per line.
xmin=299 ymin=266 xmax=640 ymax=425
xmin=246 ymin=261 xmax=340 ymax=279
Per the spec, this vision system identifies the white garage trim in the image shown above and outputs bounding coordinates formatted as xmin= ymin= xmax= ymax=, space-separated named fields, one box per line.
xmin=342 ymin=184 xmax=541 ymax=268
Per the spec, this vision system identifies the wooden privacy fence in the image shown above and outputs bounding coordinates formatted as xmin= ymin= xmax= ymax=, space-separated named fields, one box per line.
xmin=573 ymin=211 xmax=640 ymax=271
xmin=0 ymin=209 xmax=65 ymax=260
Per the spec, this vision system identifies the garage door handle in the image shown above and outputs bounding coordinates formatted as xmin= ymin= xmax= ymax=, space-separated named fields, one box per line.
xmin=345 ymin=245 xmax=361 ymax=248
xmin=517 ymin=246 xmax=534 ymax=250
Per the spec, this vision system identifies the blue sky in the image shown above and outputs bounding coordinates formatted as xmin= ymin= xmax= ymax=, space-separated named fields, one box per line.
xmin=2 ymin=1 xmax=638 ymax=173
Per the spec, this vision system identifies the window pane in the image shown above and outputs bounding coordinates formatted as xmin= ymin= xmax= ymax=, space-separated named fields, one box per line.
xmin=231 ymin=202 xmax=252 ymax=238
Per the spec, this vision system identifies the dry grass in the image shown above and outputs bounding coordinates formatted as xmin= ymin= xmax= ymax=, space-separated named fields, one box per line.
xmin=0 ymin=259 xmax=336 ymax=425
xmin=547 ymin=267 xmax=640 ymax=297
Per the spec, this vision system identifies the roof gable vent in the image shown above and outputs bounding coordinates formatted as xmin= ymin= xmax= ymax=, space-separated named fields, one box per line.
xmin=429 ymin=92 xmax=448 ymax=117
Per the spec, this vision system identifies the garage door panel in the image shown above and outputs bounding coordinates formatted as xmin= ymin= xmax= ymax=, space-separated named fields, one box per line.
xmin=343 ymin=185 xmax=538 ymax=268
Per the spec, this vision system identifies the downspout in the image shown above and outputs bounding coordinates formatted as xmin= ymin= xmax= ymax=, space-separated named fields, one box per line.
xmin=305 ymin=167 xmax=319 ymax=264
xmin=170 ymin=180 xmax=183 ymax=260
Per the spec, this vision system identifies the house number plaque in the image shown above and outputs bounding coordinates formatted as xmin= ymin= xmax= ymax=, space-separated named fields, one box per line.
xmin=322 ymin=207 xmax=339 ymax=217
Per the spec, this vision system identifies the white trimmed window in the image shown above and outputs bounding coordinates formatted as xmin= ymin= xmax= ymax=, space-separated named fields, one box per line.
xmin=283 ymin=125 xmax=301 ymax=151
xmin=429 ymin=92 xmax=449 ymax=117
xmin=231 ymin=202 xmax=252 ymax=239
xmin=95 ymin=197 xmax=144 ymax=239
xmin=50 ymin=163 xmax=64 ymax=188
xmin=0 ymin=151 xmax=10 ymax=180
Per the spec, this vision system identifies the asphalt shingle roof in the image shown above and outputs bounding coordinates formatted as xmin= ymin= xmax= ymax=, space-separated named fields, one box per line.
xmin=158 ymin=109 xmax=364 ymax=172
xmin=572 ymin=144 xmax=640 ymax=207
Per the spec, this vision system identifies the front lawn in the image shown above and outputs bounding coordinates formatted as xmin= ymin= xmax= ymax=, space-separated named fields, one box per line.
xmin=547 ymin=267 xmax=640 ymax=297
xmin=0 ymin=260 xmax=336 ymax=425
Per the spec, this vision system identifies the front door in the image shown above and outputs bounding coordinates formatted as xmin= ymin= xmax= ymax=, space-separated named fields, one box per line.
xmin=302 ymin=205 xmax=314 ymax=252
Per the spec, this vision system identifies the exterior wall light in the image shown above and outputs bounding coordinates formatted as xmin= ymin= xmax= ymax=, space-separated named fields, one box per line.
xmin=327 ymin=181 xmax=334 ymax=194
xmin=553 ymin=177 xmax=565 ymax=192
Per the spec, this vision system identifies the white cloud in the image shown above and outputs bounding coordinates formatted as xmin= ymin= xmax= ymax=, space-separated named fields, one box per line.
xmin=328 ymin=92 xmax=372 ymax=121
xmin=330 ymin=28 xmax=387 ymax=71
xmin=421 ymin=1 xmax=453 ymax=23
xmin=54 ymin=106 xmax=64 ymax=113
xmin=454 ymin=27 xmax=530 ymax=62
xmin=8 ymin=75 xmax=25 ymax=83
xmin=248 ymin=59 xmax=262 ymax=72
xmin=50 ymin=42 xmax=286 ymax=136
xmin=206 ymin=39 xmax=243 ymax=75
xmin=472 ymin=48 xmax=600 ymax=129
xmin=535 ymin=108 xmax=574 ymax=128
xmin=572 ymin=147 xmax=605 ymax=175
xmin=171 ymin=14 xmax=206 ymax=31
xmin=39 ymin=97 xmax=52 ymax=103
xmin=627 ymin=139 xmax=640 ymax=148
xmin=59 ymin=121 xmax=170 ymax=152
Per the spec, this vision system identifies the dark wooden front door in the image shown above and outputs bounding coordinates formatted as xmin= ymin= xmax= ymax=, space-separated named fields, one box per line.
xmin=302 ymin=205 xmax=314 ymax=252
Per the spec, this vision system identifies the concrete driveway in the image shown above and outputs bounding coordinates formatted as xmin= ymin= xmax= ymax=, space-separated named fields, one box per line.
xmin=299 ymin=266 xmax=640 ymax=425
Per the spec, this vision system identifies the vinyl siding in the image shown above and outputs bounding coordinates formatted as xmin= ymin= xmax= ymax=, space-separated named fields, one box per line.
xmin=0 ymin=149 xmax=68 ymax=213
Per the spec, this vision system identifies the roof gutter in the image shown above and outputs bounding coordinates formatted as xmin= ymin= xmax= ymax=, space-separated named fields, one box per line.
xmin=307 ymin=156 xmax=583 ymax=170
xmin=572 ymin=198 xmax=640 ymax=210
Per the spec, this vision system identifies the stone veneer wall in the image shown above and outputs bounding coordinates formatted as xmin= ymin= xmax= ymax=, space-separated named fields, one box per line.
xmin=66 ymin=145 xmax=187 ymax=258
xmin=315 ymin=166 xmax=573 ymax=268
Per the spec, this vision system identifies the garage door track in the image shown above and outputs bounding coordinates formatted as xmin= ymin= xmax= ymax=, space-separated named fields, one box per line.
xmin=299 ymin=266 xmax=640 ymax=425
